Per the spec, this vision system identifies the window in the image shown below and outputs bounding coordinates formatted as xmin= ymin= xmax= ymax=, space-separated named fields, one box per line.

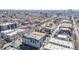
xmin=10 ymin=24 xmax=15 ymax=29
xmin=7 ymin=25 xmax=10 ymax=29
xmin=40 ymin=42 xmax=42 ymax=46
xmin=30 ymin=39 xmax=35 ymax=43
xmin=23 ymin=36 xmax=38 ymax=44
xmin=36 ymin=40 xmax=39 ymax=43
xmin=33 ymin=40 xmax=35 ymax=43
xmin=10 ymin=23 xmax=17 ymax=29
xmin=1 ymin=26 xmax=8 ymax=31
xmin=30 ymin=39 xmax=32 ymax=42
xmin=14 ymin=24 xmax=17 ymax=28
xmin=0 ymin=26 xmax=1 ymax=31
xmin=34 ymin=40 xmax=37 ymax=44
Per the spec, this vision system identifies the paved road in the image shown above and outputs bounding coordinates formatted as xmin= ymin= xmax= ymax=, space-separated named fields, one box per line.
xmin=51 ymin=24 xmax=61 ymax=37
xmin=73 ymin=18 xmax=79 ymax=50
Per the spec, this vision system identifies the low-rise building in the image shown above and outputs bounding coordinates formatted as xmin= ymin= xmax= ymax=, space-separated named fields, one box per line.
xmin=43 ymin=37 xmax=74 ymax=50
xmin=62 ymin=20 xmax=73 ymax=23
xmin=22 ymin=31 xmax=46 ymax=49
xmin=40 ymin=23 xmax=55 ymax=35
xmin=2 ymin=43 xmax=18 ymax=50
xmin=44 ymin=43 xmax=73 ymax=50
xmin=1 ymin=29 xmax=25 ymax=42
xmin=0 ymin=22 xmax=18 ymax=32
xmin=49 ymin=38 xmax=74 ymax=49
xmin=60 ymin=23 xmax=73 ymax=29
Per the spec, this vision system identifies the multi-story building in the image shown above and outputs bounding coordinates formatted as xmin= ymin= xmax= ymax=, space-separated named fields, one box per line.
xmin=22 ymin=31 xmax=46 ymax=49
xmin=43 ymin=37 xmax=75 ymax=50
xmin=0 ymin=22 xmax=17 ymax=32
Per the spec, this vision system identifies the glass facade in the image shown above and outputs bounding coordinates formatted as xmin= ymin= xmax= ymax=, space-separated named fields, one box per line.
xmin=0 ymin=25 xmax=8 ymax=31
xmin=23 ymin=36 xmax=39 ymax=45
xmin=0 ymin=23 xmax=17 ymax=31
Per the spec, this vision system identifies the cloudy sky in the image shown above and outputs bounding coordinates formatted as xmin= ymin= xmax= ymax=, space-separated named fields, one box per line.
xmin=0 ymin=0 xmax=79 ymax=10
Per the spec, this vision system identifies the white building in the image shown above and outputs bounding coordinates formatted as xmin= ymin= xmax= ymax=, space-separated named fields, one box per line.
xmin=22 ymin=31 xmax=46 ymax=49
xmin=49 ymin=38 xmax=74 ymax=49
xmin=1 ymin=28 xmax=25 ymax=42
xmin=41 ymin=26 xmax=54 ymax=34
xmin=2 ymin=43 xmax=18 ymax=50
xmin=0 ymin=22 xmax=17 ymax=32
xmin=44 ymin=43 xmax=73 ymax=50
xmin=43 ymin=37 xmax=74 ymax=50
xmin=57 ymin=34 xmax=69 ymax=39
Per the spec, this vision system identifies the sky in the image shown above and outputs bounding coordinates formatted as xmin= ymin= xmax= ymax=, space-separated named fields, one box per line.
xmin=0 ymin=0 xmax=79 ymax=10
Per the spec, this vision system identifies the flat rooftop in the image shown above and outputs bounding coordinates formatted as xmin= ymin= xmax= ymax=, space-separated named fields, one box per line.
xmin=44 ymin=26 xmax=54 ymax=30
xmin=0 ymin=22 xmax=15 ymax=26
xmin=32 ymin=31 xmax=46 ymax=37
xmin=1 ymin=29 xmax=14 ymax=34
xmin=23 ymin=31 xmax=46 ymax=40
xmin=1 ymin=29 xmax=25 ymax=37
xmin=49 ymin=37 xmax=74 ymax=49
xmin=44 ymin=43 xmax=74 ymax=50
xmin=6 ymin=31 xmax=18 ymax=37
xmin=62 ymin=20 xmax=72 ymax=23
xmin=61 ymin=23 xmax=73 ymax=28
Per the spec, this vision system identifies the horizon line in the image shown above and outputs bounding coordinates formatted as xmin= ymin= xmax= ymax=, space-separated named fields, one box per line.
xmin=0 ymin=9 xmax=79 ymax=10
